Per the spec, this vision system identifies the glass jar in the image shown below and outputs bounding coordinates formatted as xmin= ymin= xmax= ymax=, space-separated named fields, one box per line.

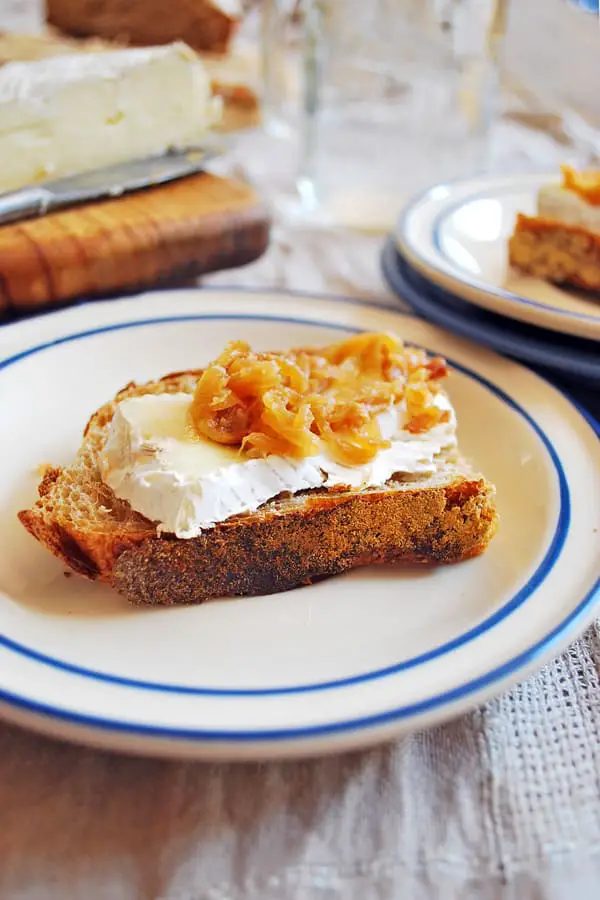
xmin=261 ymin=0 xmax=508 ymax=231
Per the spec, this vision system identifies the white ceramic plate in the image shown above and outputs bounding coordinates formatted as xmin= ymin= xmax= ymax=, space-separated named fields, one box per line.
xmin=396 ymin=172 xmax=600 ymax=342
xmin=0 ymin=288 xmax=599 ymax=761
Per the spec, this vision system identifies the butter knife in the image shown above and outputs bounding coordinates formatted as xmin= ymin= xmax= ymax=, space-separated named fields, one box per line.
xmin=0 ymin=147 xmax=220 ymax=226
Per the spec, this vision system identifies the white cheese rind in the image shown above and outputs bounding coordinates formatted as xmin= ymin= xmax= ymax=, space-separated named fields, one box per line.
xmin=0 ymin=42 xmax=219 ymax=191
xmin=537 ymin=184 xmax=600 ymax=235
xmin=100 ymin=392 xmax=458 ymax=539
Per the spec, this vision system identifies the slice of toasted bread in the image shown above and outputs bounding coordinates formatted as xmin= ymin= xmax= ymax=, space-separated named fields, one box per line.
xmin=509 ymin=212 xmax=600 ymax=293
xmin=19 ymin=371 xmax=498 ymax=606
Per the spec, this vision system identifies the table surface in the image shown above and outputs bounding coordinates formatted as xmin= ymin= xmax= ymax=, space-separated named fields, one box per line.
xmin=2 ymin=6 xmax=600 ymax=897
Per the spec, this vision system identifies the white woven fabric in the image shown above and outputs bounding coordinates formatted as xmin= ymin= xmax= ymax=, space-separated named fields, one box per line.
xmin=1 ymin=632 xmax=600 ymax=899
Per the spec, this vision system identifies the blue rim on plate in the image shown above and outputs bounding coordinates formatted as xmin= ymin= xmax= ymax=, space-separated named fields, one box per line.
xmin=0 ymin=312 xmax=570 ymax=696
xmin=382 ymin=238 xmax=600 ymax=387
xmin=0 ymin=301 xmax=599 ymax=741
xmin=427 ymin=183 xmax=600 ymax=327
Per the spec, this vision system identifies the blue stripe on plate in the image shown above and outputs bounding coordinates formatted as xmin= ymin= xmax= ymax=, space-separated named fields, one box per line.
xmin=0 ymin=312 xmax=574 ymax=701
xmin=396 ymin=176 xmax=600 ymax=328
xmin=382 ymin=239 xmax=600 ymax=384
xmin=0 ymin=571 xmax=599 ymax=742
xmin=429 ymin=183 xmax=600 ymax=325
xmin=566 ymin=0 xmax=598 ymax=13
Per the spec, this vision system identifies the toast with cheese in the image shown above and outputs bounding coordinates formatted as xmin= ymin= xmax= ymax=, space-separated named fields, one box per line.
xmin=509 ymin=166 xmax=600 ymax=293
xmin=19 ymin=368 xmax=498 ymax=606
xmin=509 ymin=213 xmax=600 ymax=293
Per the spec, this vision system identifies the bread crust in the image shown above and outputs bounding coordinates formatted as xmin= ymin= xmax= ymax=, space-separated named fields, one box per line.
xmin=509 ymin=212 xmax=600 ymax=292
xmin=18 ymin=370 xmax=498 ymax=605
xmin=112 ymin=477 xmax=497 ymax=605
xmin=47 ymin=0 xmax=239 ymax=54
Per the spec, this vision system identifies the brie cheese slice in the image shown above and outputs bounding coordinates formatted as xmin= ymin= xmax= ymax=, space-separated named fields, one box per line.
xmin=100 ymin=392 xmax=458 ymax=538
xmin=538 ymin=183 xmax=600 ymax=235
xmin=0 ymin=42 xmax=219 ymax=192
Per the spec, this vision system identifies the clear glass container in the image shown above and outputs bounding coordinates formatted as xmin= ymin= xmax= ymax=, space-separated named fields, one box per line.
xmin=260 ymin=0 xmax=509 ymax=231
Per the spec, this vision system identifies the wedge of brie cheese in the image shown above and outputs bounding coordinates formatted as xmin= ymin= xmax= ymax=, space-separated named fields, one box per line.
xmin=0 ymin=42 xmax=219 ymax=192
xmin=99 ymin=392 xmax=458 ymax=539
xmin=537 ymin=183 xmax=600 ymax=235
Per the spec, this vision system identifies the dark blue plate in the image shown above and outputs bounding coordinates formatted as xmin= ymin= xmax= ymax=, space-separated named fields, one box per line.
xmin=381 ymin=238 xmax=600 ymax=390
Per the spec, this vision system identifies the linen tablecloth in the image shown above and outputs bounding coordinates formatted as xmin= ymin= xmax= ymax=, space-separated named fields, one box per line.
xmin=2 ymin=9 xmax=600 ymax=895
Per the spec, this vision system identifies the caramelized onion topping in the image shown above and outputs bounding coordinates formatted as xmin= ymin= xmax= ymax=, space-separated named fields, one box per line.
xmin=561 ymin=164 xmax=600 ymax=206
xmin=190 ymin=333 xmax=449 ymax=466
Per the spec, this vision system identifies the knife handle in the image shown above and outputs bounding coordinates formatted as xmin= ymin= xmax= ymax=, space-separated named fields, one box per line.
xmin=0 ymin=187 xmax=52 ymax=226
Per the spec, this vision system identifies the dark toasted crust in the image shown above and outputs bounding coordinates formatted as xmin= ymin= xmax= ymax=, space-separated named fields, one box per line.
xmin=19 ymin=468 xmax=497 ymax=605
xmin=509 ymin=213 xmax=600 ymax=292
xmin=115 ymin=476 xmax=496 ymax=604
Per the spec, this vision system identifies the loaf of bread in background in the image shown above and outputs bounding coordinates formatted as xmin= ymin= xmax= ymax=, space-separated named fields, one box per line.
xmin=46 ymin=0 xmax=241 ymax=54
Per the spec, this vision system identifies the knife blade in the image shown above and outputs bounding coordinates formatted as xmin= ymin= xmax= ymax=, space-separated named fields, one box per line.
xmin=0 ymin=146 xmax=221 ymax=226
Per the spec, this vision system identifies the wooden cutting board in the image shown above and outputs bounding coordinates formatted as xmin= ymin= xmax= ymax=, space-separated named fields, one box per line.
xmin=0 ymin=172 xmax=270 ymax=315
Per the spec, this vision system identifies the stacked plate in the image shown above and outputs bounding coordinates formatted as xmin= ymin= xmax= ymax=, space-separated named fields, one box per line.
xmin=382 ymin=173 xmax=600 ymax=390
